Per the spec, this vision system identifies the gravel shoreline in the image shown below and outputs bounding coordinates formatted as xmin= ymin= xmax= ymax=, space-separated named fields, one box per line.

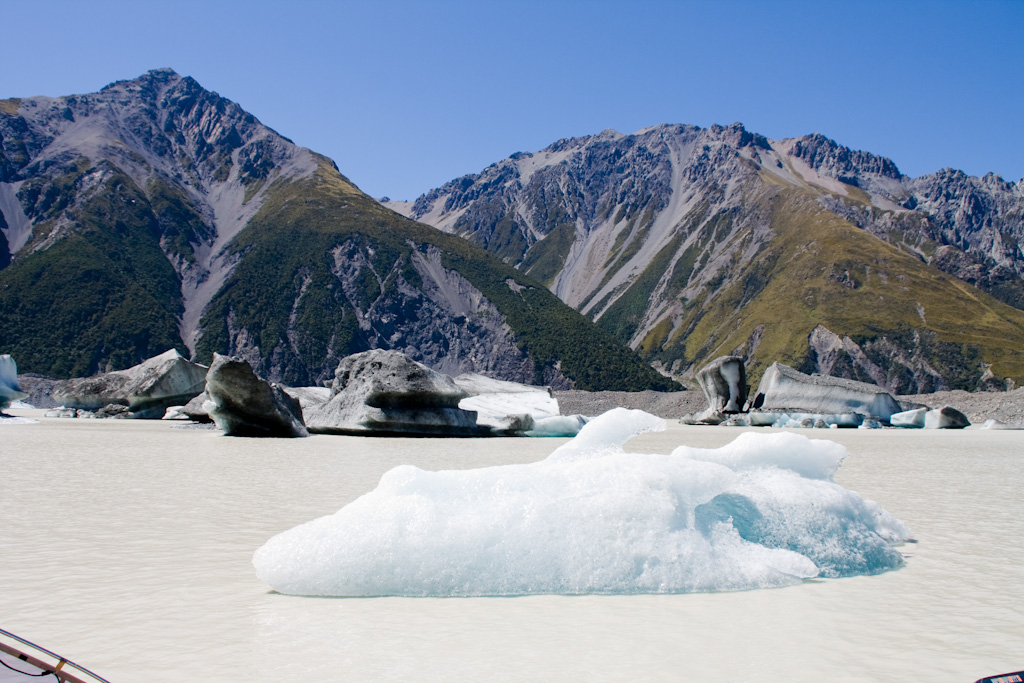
xmin=553 ymin=390 xmax=706 ymax=419
xmin=18 ymin=374 xmax=1024 ymax=427
xmin=555 ymin=387 xmax=1024 ymax=425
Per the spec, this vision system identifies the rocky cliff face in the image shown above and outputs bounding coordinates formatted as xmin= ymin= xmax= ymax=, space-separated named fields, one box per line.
xmin=390 ymin=124 xmax=1024 ymax=392
xmin=0 ymin=71 xmax=673 ymax=391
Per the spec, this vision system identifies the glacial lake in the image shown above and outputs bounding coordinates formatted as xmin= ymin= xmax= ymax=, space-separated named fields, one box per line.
xmin=1 ymin=410 xmax=1022 ymax=682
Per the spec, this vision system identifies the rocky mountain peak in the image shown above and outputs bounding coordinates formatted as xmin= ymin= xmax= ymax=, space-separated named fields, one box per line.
xmin=0 ymin=67 xmax=300 ymax=195
xmin=100 ymin=67 xmax=183 ymax=97
xmin=785 ymin=132 xmax=903 ymax=183
xmin=708 ymin=122 xmax=771 ymax=150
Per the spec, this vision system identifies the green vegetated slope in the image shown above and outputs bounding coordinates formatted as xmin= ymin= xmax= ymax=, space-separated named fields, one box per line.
xmin=0 ymin=167 xmax=187 ymax=376
xmin=196 ymin=157 xmax=678 ymax=391
xmin=645 ymin=189 xmax=1024 ymax=390
xmin=521 ymin=221 xmax=576 ymax=286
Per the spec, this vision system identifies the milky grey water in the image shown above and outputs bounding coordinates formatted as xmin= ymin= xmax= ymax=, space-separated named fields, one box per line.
xmin=1 ymin=411 xmax=1022 ymax=682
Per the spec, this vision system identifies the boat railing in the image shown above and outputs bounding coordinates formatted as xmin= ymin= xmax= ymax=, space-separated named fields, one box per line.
xmin=0 ymin=628 xmax=111 ymax=683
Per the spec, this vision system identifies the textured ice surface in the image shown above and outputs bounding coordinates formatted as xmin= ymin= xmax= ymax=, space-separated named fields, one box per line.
xmin=454 ymin=373 xmax=565 ymax=435
xmin=524 ymin=414 xmax=588 ymax=437
xmin=891 ymin=408 xmax=927 ymax=428
xmin=253 ymin=408 xmax=910 ymax=596
xmin=458 ymin=389 xmax=559 ymax=432
xmin=0 ymin=354 xmax=28 ymax=410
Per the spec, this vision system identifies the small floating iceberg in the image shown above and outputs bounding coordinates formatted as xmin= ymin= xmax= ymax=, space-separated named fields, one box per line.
xmin=254 ymin=408 xmax=910 ymax=596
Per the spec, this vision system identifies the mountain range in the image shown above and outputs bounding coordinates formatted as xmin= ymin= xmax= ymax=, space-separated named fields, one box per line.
xmin=3 ymin=69 xmax=1022 ymax=394
xmin=0 ymin=69 xmax=674 ymax=391
xmin=385 ymin=123 xmax=1024 ymax=392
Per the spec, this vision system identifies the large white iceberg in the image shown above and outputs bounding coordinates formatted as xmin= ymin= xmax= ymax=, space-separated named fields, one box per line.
xmin=752 ymin=362 xmax=902 ymax=421
xmin=253 ymin=408 xmax=910 ymax=596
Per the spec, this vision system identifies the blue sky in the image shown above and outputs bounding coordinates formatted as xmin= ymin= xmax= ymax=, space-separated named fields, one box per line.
xmin=2 ymin=0 xmax=1022 ymax=199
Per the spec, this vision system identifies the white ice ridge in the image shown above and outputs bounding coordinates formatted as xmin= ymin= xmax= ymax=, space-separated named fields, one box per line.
xmin=253 ymin=408 xmax=910 ymax=597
